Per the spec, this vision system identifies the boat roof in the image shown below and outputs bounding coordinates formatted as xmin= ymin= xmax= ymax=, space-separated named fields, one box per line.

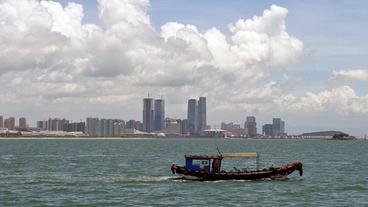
xmin=185 ymin=152 xmax=259 ymax=159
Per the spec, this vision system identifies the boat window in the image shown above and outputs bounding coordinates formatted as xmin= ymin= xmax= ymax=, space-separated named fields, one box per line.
xmin=220 ymin=158 xmax=258 ymax=172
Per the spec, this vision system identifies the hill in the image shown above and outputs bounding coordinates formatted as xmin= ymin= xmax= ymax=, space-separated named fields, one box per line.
xmin=300 ymin=131 xmax=347 ymax=137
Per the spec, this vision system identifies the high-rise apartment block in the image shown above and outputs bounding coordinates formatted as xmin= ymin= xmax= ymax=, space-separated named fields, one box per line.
xmin=19 ymin=117 xmax=27 ymax=129
xmin=186 ymin=97 xmax=207 ymax=135
xmin=221 ymin=122 xmax=246 ymax=137
xmin=181 ymin=119 xmax=188 ymax=135
xmin=142 ymin=97 xmax=166 ymax=133
xmin=37 ymin=121 xmax=48 ymax=130
xmin=262 ymin=124 xmax=273 ymax=137
xmin=164 ymin=118 xmax=182 ymax=135
xmin=187 ymin=99 xmax=197 ymax=134
xmin=46 ymin=118 xmax=69 ymax=131
xmin=86 ymin=117 xmax=101 ymax=136
xmin=86 ymin=117 xmax=125 ymax=137
xmin=143 ymin=98 xmax=155 ymax=133
xmin=245 ymin=116 xmax=257 ymax=137
xmin=0 ymin=116 xmax=3 ymax=128
xmin=197 ymin=97 xmax=207 ymax=133
xmin=4 ymin=117 xmax=15 ymax=130
xmin=154 ymin=99 xmax=165 ymax=131
xmin=272 ymin=118 xmax=285 ymax=136
xmin=64 ymin=122 xmax=85 ymax=133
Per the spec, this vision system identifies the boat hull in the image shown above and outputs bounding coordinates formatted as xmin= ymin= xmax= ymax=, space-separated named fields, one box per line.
xmin=171 ymin=161 xmax=303 ymax=181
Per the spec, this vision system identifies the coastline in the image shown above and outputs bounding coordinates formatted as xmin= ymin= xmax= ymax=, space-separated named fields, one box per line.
xmin=0 ymin=136 xmax=366 ymax=140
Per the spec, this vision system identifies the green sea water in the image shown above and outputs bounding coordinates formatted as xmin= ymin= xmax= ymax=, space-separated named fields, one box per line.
xmin=0 ymin=138 xmax=367 ymax=206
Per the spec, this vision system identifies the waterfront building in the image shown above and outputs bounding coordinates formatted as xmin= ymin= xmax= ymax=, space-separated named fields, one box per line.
xmin=245 ymin=116 xmax=257 ymax=137
xmin=262 ymin=124 xmax=273 ymax=137
xmin=86 ymin=117 xmax=100 ymax=136
xmin=64 ymin=122 xmax=85 ymax=133
xmin=221 ymin=122 xmax=241 ymax=130
xmin=154 ymin=99 xmax=165 ymax=131
xmin=143 ymin=98 xmax=155 ymax=133
xmin=19 ymin=117 xmax=27 ymax=129
xmin=272 ymin=118 xmax=285 ymax=136
xmin=37 ymin=121 xmax=48 ymax=130
xmin=4 ymin=117 xmax=15 ymax=130
xmin=221 ymin=122 xmax=245 ymax=137
xmin=164 ymin=118 xmax=182 ymax=135
xmin=135 ymin=121 xmax=143 ymax=131
xmin=181 ymin=119 xmax=188 ymax=135
xmin=86 ymin=118 xmax=127 ymax=137
xmin=0 ymin=115 xmax=3 ymax=128
xmin=113 ymin=120 xmax=125 ymax=136
xmin=100 ymin=119 xmax=114 ymax=137
xmin=197 ymin=97 xmax=207 ymax=133
xmin=187 ymin=99 xmax=198 ymax=135
xmin=47 ymin=118 xmax=69 ymax=131
xmin=126 ymin=120 xmax=136 ymax=129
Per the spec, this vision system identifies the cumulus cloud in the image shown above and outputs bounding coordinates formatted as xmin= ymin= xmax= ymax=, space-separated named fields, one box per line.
xmin=2 ymin=0 xmax=367 ymax=130
xmin=330 ymin=69 xmax=368 ymax=83
xmin=0 ymin=1 xmax=303 ymax=82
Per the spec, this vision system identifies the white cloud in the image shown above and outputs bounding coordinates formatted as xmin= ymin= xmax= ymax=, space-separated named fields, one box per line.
xmin=1 ymin=0 xmax=367 ymax=132
xmin=331 ymin=69 xmax=368 ymax=83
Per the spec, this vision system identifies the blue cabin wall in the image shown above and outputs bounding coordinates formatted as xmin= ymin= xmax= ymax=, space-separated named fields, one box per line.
xmin=185 ymin=157 xmax=222 ymax=172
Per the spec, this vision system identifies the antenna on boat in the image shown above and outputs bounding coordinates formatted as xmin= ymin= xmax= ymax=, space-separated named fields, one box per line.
xmin=216 ymin=145 xmax=222 ymax=156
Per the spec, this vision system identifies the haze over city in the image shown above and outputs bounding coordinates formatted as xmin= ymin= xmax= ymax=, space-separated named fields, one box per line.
xmin=1 ymin=0 xmax=367 ymax=135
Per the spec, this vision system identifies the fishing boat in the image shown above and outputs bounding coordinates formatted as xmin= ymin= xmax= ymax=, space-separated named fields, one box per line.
xmin=170 ymin=152 xmax=303 ymax=181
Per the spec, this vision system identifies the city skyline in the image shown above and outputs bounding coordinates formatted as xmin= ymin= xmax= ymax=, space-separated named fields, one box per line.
xmin=0 ymin=1 xmax=368 ymax=136
xmin=0 ymin=96 xmax=289 ymax=137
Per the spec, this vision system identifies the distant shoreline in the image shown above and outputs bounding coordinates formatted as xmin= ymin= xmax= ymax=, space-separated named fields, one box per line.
xmin=0 ymin=137 xmax=366 ymax=140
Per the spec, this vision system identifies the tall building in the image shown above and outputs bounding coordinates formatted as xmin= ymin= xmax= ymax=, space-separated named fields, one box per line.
xmin=126 ymin=120 xmax=136 ymax=129
xmin=154 ymin=99 xmax=165 ymax=131
xmin=86 ymin=117 xmax=100 ymax=136
xmin=19 ymin=117 xmax=27 ymax=129
xmin=4 ymin=117 xmax=15 ymax=130
xmin=37 ymin=121 xmax=48 ymax=130
xmin=245 ymin=116 xmax=257 ymax=137
xmin=181 ymin=119 xmax=188 ymax=135
xmin=0 ymin=116 xmax=3 ymax=128
xmin=47 ymin=118 xmax=69 ymax=131
xmin=262 ymin=124 xmax=273 ymax=137
xmin=143 ymin=98 xmax=155 ymax=132
xmin=113 ymin=120 xmax=125 ymax=136
xmin=64 ymin=122 xmax=85 ymax=133
xmin=197 ymin=97 xmax=207 ymax=133
xmin=272 ymin=118 xmax=285 ymax=136
xmin=164 ymin=118 xmax=181 ymax=135
xmin=187 ymin=99 xmax=197 ymax=134
xmin=221 ymin=122 xmax=246 ymax=137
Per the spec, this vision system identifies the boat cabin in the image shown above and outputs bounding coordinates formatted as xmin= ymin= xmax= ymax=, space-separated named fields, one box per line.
xmin=184 ymin=152 xmax=259 ymax=174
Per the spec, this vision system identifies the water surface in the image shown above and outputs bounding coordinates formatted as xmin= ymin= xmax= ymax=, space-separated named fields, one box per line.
xmin=0 ymin=138 xmax=367 ymax=206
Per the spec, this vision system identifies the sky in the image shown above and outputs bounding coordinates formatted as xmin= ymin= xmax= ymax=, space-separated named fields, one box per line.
xmin=0 ymin=0 xmax=367 ymax=135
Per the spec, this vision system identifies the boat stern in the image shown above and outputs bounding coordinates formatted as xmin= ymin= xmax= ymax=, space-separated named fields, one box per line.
xmin=292 ymin=161 xmax=303 ymax=176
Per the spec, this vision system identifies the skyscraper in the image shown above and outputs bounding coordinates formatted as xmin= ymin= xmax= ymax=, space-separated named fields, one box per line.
xmin=37 ymin=121 xmax=48 ymax=130
xmin=154 ymin=99 xmax=165 ymax=131
xmin=245 ymin=116 xmax=257 ymax=137
xmin=86 ymin=117 xmax=100 ymax=136
xmin=197 ymin=97 xmax=207 ymax=133
xmin=0 ymin=116 xmax=3 ymax=128
xmin=262 ymin=124 xmax=273 ymax=137
xmin=143 ymin=98 xmax=155 ymax=132
xmin=4 ymin=117 xmax=15 ymax=130
xmin=187 ymin=99 xmax=197 ymax=134
xmin=272 ymin=118 xmax=285 ymax=136
xmin=19 ymin=117 xmax=27 ymax=129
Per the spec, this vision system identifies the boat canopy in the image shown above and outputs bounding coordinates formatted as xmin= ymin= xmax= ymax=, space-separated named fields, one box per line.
xmin=184 ymin=152 xmax=260 ymax=172
xmin=185 ymin=152 xmax=259 ymax=159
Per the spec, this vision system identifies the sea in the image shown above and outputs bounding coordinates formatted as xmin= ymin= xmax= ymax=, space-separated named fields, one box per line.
xmin=0 ymin=138 xmax=367 ymax=207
